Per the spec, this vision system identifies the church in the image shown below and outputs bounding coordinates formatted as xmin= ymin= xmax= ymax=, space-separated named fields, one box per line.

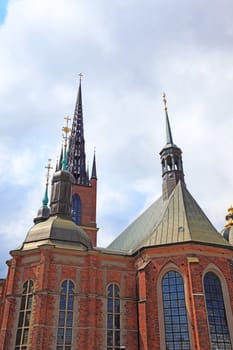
xmin=0 ymin=79 xmax=233 ymax=350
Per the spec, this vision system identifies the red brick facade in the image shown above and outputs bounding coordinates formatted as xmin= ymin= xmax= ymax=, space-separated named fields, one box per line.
xmin=0 ymin=241 xmax=233 ymax=349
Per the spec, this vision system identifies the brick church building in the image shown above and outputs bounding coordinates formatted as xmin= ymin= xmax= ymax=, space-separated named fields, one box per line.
xmin=0 ymin=81 xmax=233 ymax=350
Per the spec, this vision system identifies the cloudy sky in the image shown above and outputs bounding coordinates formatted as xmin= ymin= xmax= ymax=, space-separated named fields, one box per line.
xmin=0 ymin=0 xmax=233 ymax=275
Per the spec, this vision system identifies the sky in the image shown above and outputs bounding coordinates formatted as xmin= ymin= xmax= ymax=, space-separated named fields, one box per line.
xmin=1 ymin=0 xmax=233 ymax=275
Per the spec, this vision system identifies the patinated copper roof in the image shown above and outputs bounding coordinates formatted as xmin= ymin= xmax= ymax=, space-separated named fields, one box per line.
xmin=23 ymin=216 xmax=92 ymax=250
xmin=108 ymin=181 xmax=230 ymax=253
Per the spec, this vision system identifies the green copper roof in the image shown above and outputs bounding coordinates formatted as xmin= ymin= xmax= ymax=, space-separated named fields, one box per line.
xmin=108 ymin=182 xmax=230 ymax=253
xmin=24 ymin=215 xmax=92 ymax=250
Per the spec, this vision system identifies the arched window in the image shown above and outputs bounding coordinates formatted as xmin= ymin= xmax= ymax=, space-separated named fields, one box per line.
xmin=15 ymin=280 xmax=34 ymax=350
xmin=72 ymin=194 xmax=82 ymax=225
xmin=57 ymin=280 xmax=74 ymax=350
xmin=107 ymin=284 xmax=120 ymax=350
xmin=204 ymin=272 xmax=231 ymax=349
xmin=162 ymin=271 xmax=191 ymax=350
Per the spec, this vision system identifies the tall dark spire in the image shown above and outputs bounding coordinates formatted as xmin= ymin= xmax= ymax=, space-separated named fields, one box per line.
xmin=67 ymin=75 xmax=89 ymax=185
xmin=160 ymin=93 xmax=185 ymax=200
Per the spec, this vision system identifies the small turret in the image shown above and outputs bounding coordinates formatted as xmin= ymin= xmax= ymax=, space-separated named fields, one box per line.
xmin=34 ymin=159 xmax=52 ymax=224
xmin=91 ymin=150 xmax=97 ymax=180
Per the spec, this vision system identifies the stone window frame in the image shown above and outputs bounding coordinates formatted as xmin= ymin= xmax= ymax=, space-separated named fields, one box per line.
xmin=56 ymin=279 xmax=75 ymax=350
xmin=202 ymin=264 xmax=233 ymax=348
xmin=157 ymin=263 xmax=194 ymax=350
xmin=106 ymin=282 xmax=121 ymax=350
xmin=15 ymin=279 xmax=34 ymax=350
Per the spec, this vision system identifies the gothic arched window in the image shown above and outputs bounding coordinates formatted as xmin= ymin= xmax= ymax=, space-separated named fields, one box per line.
xmin=162 ymin=271 xmax=191 ymax=350
xmin=204 ymin=272 xmax=232 ymax=349
xmin=15 ymin=279 xmax=34 ymax=350
xmin=107 ymin=283 xmax=120 ymax=350
xmin=57 ymin=280 xmax=74 ymax=350
xmin=72 ymin=194 xmax=82 ymax=225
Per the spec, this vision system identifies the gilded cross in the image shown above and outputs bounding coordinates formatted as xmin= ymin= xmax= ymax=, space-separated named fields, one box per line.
xmin=62 ymin=116 xmax=71 ymax=146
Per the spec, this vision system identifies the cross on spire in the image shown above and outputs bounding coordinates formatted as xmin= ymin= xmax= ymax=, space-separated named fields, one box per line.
xmin=62 ymin=116 xmax=71 ymax=147
xmin=163 ymin=92 xmax=168 ymax=111
xmin=79 ymin=73 xmax=83 ymax=82
xmin=45 ymin=158 xmax=53 ymax=185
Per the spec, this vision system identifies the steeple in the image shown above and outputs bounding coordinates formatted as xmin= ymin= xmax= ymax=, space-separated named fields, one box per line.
xmin=67 ymin=75 xmax=89 ymax=185
xmin=66 ymin=77 xmax=98 ymax=247
xmin=160 ymin=93 xmax=185 ymax=201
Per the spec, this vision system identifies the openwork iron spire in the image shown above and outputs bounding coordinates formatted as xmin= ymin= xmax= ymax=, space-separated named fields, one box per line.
xmin=67 ymin=75 xmax=89 ymax=184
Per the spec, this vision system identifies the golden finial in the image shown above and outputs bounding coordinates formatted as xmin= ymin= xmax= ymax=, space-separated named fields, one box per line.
xmin=225 ymin=205 xmax=233 ymax=228
xmin=62 ymin=116 xmax=71 ymax=147
xmin=45 ymin=158 xmax=53 ymax=185
xmin=163 ymin=92 xmax=168 ymax=111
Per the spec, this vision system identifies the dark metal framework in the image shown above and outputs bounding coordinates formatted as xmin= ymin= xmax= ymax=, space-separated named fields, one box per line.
xmin=57 ymin=280 xmax=74 ymax=350
xmin=162 ymin=271 xmax=191 ymax=350
xmin=107 ymin=284 xmax=121 ymax=350
xmin=204 ymin=272 xmax=232 ymax=349
xmin=15 ymin=280 xmax=34 ymax=350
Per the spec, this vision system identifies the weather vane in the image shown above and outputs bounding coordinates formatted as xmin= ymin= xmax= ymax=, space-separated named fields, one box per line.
xmin=163 ymin=92 xmax=168 ymax=111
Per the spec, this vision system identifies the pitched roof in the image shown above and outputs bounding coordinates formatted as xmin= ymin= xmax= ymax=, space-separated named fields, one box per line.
xmin=108 ymin=181 xmax=230 ymax=253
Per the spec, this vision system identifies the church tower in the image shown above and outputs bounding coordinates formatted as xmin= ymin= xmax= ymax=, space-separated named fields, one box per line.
xmin=160 ymin=93 xmax=185 ymax=200
xmin=67 ymin=77 xmax=98 ymax=246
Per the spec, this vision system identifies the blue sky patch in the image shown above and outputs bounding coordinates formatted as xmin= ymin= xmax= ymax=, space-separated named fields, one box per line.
xmin=0 ymin=0 xmax=8 ymax=24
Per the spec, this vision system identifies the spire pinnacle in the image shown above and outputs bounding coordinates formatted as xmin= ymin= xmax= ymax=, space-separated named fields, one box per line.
xmin=91 ymin=148 xmax=97 ymax=179
xmin=163 ymin=93 xmax=174 ymax=146
xmin=43 ymin=158 xmax=53 ymax=206
xmin=79 ymin=72 xmax=83 ymax=82
xmin=62 ymin=116 xmax=71 ymax=170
